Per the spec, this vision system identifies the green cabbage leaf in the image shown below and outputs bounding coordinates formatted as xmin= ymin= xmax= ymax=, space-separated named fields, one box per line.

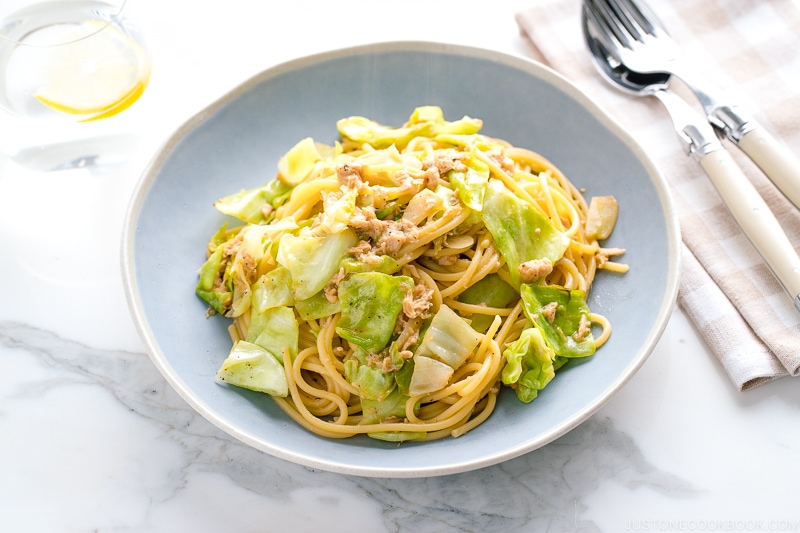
xmin=251 ymin=267 xmax=293 ymax=312
xmin=449 ymin=152 xmax=490 ymax=212
xmin=214 ymin=179 xmax=292 ymax=224
xmin=457 ymin=273 xmax=519 ymax=332
xmin=216 ymin=340 xmax=288 ymax=397
xmin=196 ymin=246 xmax=231 ymax=315
xmin=520 ymin=284 xmax=595 ymax=358
xmin=337 ymin=106 xmax=482 ymax=150
xmin=415 ymin=304 xmax=483 ymax=369
xmin=276 ymin=229 xmax=357 ymax=300
xmin=246 ymin=305 xmax=299 ymax=364
xmin=336 ymin=272 xmax=413 ymax=353
xmin=501 ymin=327 xmax=555 ymax=403
xmin=480 ymin=180 xmax=569 ymax=287
xmin=343 ymin=347 xmax=396 ymax=402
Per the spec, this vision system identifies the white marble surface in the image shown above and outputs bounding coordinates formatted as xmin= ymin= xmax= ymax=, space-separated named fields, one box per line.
xmin=1 ymin=1 xmax=799 ymax=531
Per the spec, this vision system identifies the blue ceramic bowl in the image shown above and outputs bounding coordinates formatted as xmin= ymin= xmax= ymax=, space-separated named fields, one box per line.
xmin=122 ymin=42 xmax=680 ymax=477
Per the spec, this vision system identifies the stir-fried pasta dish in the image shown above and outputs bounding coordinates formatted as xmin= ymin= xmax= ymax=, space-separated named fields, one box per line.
xmin=195 ymin=107 xmax=627 ymax=442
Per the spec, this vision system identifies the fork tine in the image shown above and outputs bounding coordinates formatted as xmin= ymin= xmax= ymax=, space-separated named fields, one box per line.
xmin=602 ymin=0 xmax=648 ymax=42
xmin=616 ymin=0 xmax=655 ymax=34
xmin=607 ymin=0 xmax=672 ymax=41
xmin=584 ymin=0 xmax=633 ymax=49
xmin=582 ymin=3 xmax=624 ymax=68
xmin=632 ymin=0 xmax=673 ymax=38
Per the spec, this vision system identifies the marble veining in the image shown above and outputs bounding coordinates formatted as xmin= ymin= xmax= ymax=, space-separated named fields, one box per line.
xmin=1 ymin=321 xmax=695 ymax=532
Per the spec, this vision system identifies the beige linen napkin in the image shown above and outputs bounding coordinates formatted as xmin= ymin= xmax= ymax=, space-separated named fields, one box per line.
xmin=517 ymin=0 xmax=800 ymax=390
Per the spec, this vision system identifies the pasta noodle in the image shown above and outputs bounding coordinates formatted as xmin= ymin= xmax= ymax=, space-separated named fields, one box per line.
xmin=195 ymin=107 xmax=627 ymax=443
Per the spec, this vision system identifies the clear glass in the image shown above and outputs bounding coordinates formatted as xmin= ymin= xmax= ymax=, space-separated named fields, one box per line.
xmin=0 ymin=0 xmax=152 ymax=171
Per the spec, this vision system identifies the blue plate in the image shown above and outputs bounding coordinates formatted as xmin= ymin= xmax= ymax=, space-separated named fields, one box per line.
xmin=122 ymin=42 xmax=680 ymax=477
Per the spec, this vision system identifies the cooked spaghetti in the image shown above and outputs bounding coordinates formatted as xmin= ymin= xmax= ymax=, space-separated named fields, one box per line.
xmin=195 ymin=106 xmax=627 ymax=442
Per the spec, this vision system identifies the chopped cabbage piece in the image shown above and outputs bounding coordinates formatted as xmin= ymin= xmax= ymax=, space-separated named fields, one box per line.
xmin=481 ymin=179 xmax=569 ymax=287
xmin=344 ymin=347 xmax=396 ymax=401
xmin=341 ymin=255 xmax=401 ymax=275
xmin=336 ymin=272 xmax=413 ymax=352
xmin=449 ymin=152 xmax=490 ymax=211
xmin=360 ymin=387 xmax=410 ymax=424
xmin=216 ymin=340 xmax=288 ymax=397
xmin=246 ymin=305 xmax=299 ymax=363
xmin=276 ymin=229 xmax=357 ymax=300
xmin=251 ymin=267 xmax=294 ymax=312
xmin=501 ymin=327 xmax=555 ymax=403
xmin=278 ymin=137 xmax=321 ymax=186
xmin=294 ymin=290 xmax=341 ymax=321
xmin=358 ymin=145 xmax=423 ymax=186
xmin=457 ymin=274 xmax=519 ymax=332
xmin=318 ymin=188 xmax=358 ymax=234
xmin=415 ymin=304 xmax=483 ymax=369
xmin=214 ymin=179 xmax=292 ymax=224
xmin=367 ymin=431 xmax=427 ymax=442
xmin=520 ymin=284 xmax=595 ymax=358
xmin=408 ymin=355 xmax=454 ymax=396
xmin=337 ymin=106 xmax=482 ymax=150
xmin=337 ymin=116 xmax=432 ymax=150
xmin=196 ymin=246 xmax=231 ymax=315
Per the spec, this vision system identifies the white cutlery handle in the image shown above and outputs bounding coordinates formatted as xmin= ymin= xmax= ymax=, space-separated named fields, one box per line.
xmin=699 ymin=148 xmax=800 ymax=308
xmin=737 ymin=126 xmax=800 ymax=210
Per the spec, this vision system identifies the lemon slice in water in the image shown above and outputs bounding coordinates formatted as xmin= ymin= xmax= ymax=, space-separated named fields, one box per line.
xmin=34 ymin=20 xmax=150 ymax=120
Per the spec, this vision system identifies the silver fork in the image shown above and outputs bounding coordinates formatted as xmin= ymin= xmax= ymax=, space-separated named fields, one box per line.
xmin=583 ymin=0 xmax=800 ymax=312
xmin=585 ymin=0 xmax=800 ymax=210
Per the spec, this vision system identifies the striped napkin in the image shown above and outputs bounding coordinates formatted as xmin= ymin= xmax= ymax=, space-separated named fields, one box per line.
xmin=516 ymin=0 xmax=800 ymax=390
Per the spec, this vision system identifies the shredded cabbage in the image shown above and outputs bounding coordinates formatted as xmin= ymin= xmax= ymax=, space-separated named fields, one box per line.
xmin=195 ymin=106 xmax=624 ymax=439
